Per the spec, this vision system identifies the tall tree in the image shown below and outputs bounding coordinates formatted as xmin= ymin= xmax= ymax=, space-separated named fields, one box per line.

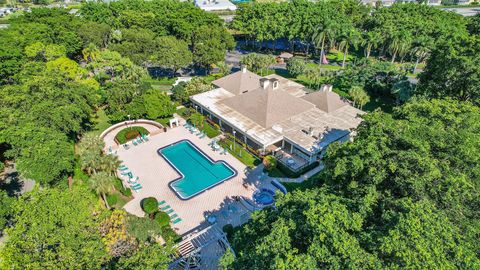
xmin=338 ymin=27 xmax=361 ymax=68
xmin=418 ymin=36 xmax=480 ymax=105
xmin=0 ymin=187 xmax=109 ymax=269
xmin=348 ymin=85 xmax=370 ymax=109
xmin=89 ymin=172 xmax=116 ymax=209
xmin=151 ymin=36 xmax=192 ymax=77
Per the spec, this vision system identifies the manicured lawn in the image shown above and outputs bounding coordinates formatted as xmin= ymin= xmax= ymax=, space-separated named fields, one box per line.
xmin=305 ymin=62 xmax=342 ymax=71
xmin=142 ymin=77 xmax=176 ymax=91
xmin=198 ymin=122 xmax=221 ymax=138
xmin=217 ymin=139 xmax=260 ymax=168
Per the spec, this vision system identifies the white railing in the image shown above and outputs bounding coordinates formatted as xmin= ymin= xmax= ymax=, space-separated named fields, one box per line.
xmin=99 ymin=119 xmax=164 ymax=139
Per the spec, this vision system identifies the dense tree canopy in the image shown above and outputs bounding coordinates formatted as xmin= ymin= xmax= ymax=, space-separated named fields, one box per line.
xmin=0 ymin=187 xmax=109 ymax=269
xmin=232 ymin=99 xmax=480 ymax=269
xmin=80 ymin=0 xmax=233 ymax=69
xmin=233 ymin=1 xmax=467 ymax=64
xmin=418 ymin=35 xmax=480 ymax=105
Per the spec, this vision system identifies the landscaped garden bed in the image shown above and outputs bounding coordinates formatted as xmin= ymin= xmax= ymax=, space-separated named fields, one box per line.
xmin=115 ymin=126 xmax=150 ymax=144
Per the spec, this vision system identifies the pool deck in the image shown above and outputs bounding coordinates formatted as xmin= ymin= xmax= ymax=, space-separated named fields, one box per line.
xmin=116 ymin=125 xmax=261 ymax=235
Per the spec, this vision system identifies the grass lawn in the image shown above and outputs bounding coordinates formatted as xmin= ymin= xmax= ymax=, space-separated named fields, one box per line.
xmin=305 ymin=62 xmax=342 ymax=71
xmin=142 ymin=77 xmax=176 ymax=91
xmin=326 ymin=50 xmax=355 ymax=64
xmin=87 ymin=108 xmax=111 ymax=136
xmin=198 ymin=122 xmax=221 ymax=138
xmin=203 ymin=74 xmax=223 ymax=83
xmin=281 ymin=171 xmax=322 ymax=192
xmin=217 ymin=139 xmax=260 ymax=168
xmin=267 ymin=167 xmax=287 ymax=178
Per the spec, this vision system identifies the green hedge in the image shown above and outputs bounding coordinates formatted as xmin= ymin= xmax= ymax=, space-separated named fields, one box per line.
xmin=277 ymin=161 xmax=320 ymax=178
xmin=115 ymin=126 xmax=149 ymax=144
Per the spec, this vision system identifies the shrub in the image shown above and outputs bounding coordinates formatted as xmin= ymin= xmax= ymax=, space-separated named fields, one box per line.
xmin=287 ymin=57 xmax=306 ymax=77
xmin=154 ymin=211 xmax=170 ymax=228
xmin=122 ymin=187 xmax=132 ymax=197
xmin=222 ymin=224 xmax=234 ymax=239
xmin=125 ymin=215 xmax=162 ymax=243
xmin=106 ymin=194 xmax=118 ymax=207
xmin=0 ymin=162 xmax=4 ymax=173
xmin=141 ymin=197 xmax=158 ymax=216
xmin=161 ymin=226 xmax=181 ymax=242
xmin=262 ymin=155 xmax=277 ymax=171
xmin=113 ymin=179 xmax=133 ymax=197
xmin=115 ymin=126 xmax=149 ymax=144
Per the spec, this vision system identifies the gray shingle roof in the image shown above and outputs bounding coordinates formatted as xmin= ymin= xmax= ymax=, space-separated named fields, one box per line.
xmin=301 ymin=88 xmax=349 ymax=113
xmin=211 ymin=69 xmax=262 ymax=95
xmin=220 ymin=86 xmax=315 ymax=128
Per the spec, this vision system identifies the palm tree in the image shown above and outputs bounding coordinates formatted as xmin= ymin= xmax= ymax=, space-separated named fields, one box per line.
xmin=349 ymin=86 xmax=370 ymax=110
xmin=82 ymin=43 xmax=100 ymax=63
xmin=313 ymin=20 xmax=335 ymax=67
xmin=388 ymin=32 xmax=412 ymax=63
xmin=89 ymin=172 xmax=116 ymax=209
xmin=412 ymin=44 xmax=430 ymax=74
xmin=362 ymin=31 xmax=382 ymax=58
xmin=78 ymin=134 xmax=105 ymax=175
xmin=338 ymin=28 xmax=361 ymax=68
xmin=99 ymin=154 xmax=121 ymax=176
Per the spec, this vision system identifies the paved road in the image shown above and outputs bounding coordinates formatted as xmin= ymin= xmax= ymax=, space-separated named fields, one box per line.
xmin=442 ymin=7 xmax=480 ymax=16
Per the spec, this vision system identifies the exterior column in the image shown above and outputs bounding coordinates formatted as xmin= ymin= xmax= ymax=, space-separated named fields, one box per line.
xmin=290 ymin=144 xmax=293 ymax=153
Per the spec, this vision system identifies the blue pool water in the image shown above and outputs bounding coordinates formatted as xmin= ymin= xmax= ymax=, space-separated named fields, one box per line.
xmin=253 ymin=188 xmax=275 ymax=206
xmin=158 ymin=140 xmax=236 ymax=200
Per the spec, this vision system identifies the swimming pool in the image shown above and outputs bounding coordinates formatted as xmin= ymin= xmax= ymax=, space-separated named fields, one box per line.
xmin=158 ymin=140 xmax=237 ymax=200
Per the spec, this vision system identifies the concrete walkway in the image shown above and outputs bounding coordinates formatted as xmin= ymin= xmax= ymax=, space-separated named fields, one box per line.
xmin=246 ymin=163 xmax=324 ymax=184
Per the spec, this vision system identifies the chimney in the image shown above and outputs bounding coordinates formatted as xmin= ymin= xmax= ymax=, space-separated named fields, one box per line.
xmin=320 ymin=84 xmax=333 ymax=92
xmin=260 ymin=78 xmax=270 ymax=89
xmin=241 ymin=65 xmax=247 ymax=73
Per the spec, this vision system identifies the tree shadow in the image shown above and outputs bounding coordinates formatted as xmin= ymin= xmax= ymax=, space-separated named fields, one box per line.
xmin=0 ymin=170 xmax=24 ymax=197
